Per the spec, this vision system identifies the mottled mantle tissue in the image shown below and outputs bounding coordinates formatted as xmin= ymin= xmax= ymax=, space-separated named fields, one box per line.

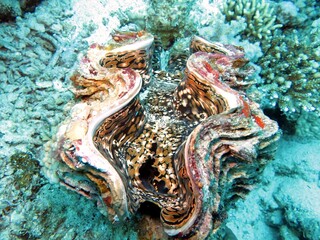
xmin=51 ymin=31 xmax=280 ymax=239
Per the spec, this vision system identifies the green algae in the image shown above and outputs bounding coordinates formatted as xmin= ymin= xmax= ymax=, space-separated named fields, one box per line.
xmin=9 ymin=152 xmax=41 ymax=191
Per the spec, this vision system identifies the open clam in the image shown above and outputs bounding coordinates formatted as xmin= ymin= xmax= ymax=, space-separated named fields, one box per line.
xmin=52 ymin=32 xmax=280 ymax=239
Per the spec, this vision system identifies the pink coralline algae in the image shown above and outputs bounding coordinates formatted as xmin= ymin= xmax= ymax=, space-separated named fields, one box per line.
xmin=52 ymin=32 xmax=280 ymax=239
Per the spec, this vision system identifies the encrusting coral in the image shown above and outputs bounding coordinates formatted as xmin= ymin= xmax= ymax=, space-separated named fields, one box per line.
xmin=146 ymin=0 xmax=196 ymax=48
xmin=222 ymin=0 xmax=282 ymax=40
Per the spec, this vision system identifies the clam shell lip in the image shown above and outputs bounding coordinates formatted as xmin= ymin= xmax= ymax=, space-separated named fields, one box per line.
xmin=187 ymin=52 xmax=241 ymax=110
xmin=71 ymin=69 xmax=142 ymax=220
xmin=74 ymin=139 xmax=130 ymax=219
xmin=192 ymin=35 xmax=245 ymax=58
xmin=84 ymin=35 xmax=154 ymax=74
xmin=164 ymin=134 xmax=201 ymax=237
xmin=87 ymin=69 xmax=142 ymax=138
xmin=193 ymin=35 xmax=234 ymax=56
xmin=109 ymin=35 xmax=154 ymax=53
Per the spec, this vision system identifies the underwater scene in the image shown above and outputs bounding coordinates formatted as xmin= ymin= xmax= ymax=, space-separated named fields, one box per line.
xmin=0 ymin=0 xmax=319 ymax=239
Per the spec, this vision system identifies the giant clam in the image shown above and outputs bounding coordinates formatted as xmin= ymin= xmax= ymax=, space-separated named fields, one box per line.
xmin=52 ymin=31 xmax=280 ymax=239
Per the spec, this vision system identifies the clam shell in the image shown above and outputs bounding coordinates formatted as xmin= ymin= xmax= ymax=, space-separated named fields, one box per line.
xmin=53 ymin=32 xmax=280 ymax=239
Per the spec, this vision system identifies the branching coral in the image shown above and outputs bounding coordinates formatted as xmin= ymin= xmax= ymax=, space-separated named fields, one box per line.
xmin=253 ymin=19 xmax=320 ymax=120
xmin=221 ymin=0 xmax=319 ymax=133
xmin=222 ymin=0 xmax=282 ymax=40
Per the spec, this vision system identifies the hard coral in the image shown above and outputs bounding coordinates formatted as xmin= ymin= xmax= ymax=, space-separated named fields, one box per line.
xmin=0 ymin=0 xmax=21 ymax=22
xmin=222 ymin=0 xmax=282 ymax=40
xmin=146 ymin=0 xmax=196 ymax=48
xmin=255 ymin=20 xmax=320 ymax=120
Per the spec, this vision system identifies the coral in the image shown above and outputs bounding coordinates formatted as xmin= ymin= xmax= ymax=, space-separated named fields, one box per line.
xmin=275 ymin=1 xmax=306 ymax=27
xmin=296 ymin=111 xmax=320 ymax=139
xmin=0 ymin=0 xmax=43 ymax=22
xmin=251 ymin=19 xmax=320 ymax=120
xmin=289 ymin=0 xmax=319 ymax=23
xmin=146 ymin=0 xmax=196 ymax=48
xmin=0 ymin=0 xmax=21 ymax=22
xmin=0 ymin=152 xmax=45 ymax=239
xmin=222 ymin=0 xmax=282 ymax=40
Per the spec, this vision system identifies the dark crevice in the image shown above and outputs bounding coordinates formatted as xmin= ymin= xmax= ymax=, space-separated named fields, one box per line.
xmin=137 ymin=201 xmax=161 ymax=219
xmin=139 ymin=156 xmax=159 ymax=191
xmin=263 ymin=107 xmax=296 ymax=135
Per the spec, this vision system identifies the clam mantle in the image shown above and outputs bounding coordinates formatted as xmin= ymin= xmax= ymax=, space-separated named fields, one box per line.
xmin=50 ymin=32 xmax=280 ymax=239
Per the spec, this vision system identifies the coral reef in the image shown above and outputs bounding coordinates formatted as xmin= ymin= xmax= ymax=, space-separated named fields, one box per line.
xmin=220 ymin=0 xmax=319 ymax=134
xmin=146 ymin=0 xmax=196 ymax=48
xmin=296 ymin=111 xmax=320 ymax=139
xmin=222 ymin=0 xmax=282 ymax=40
xmin=0 ymin=0 xmax=42 ymax=22
xmin=254 ymin=22 xmax=320 ymax=120
xmin=275 ymin=1 xmax=307 ymax=27
xmin=245 ymin=0 xmax=320 ymax=124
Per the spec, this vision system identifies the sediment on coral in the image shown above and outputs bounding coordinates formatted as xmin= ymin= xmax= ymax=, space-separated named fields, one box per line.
xmin=146 ymin=0 xmax=196 ymax=49
xmin=252 ymin=21 xmax=320 ymax=121
xmin=0 ymin=0 xmax=43 ymax=22
xmin=221 ymin=0 xmax=282 ymax=40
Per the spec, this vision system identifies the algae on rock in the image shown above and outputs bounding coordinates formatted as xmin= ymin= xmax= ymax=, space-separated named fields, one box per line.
xmin=146 ymin=0 xmax=196 ymax=49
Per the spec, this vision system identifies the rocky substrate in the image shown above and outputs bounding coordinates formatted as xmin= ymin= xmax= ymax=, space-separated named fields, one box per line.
xmin=0 ymin=0 xmax=43 ymax=22
xmin=223 ymin=137 xmax=320 ymax=240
